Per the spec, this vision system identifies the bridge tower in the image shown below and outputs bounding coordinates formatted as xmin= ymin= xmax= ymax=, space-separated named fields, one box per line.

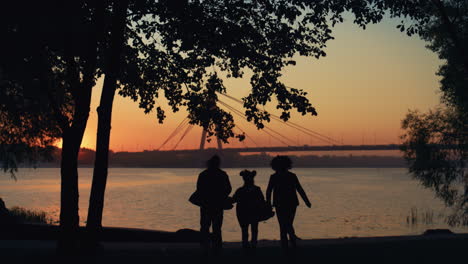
xmin=199 ymin=129 xmax=223 ymax=151
xmin=199 ymin=93 xmax=223 ymax=151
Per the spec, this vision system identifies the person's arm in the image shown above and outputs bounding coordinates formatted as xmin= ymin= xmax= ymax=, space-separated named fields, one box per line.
xmin=224 ymin=171 xmax=232 ymax=196
xmin=259 ymin=187 xmax=265 ymax=202
xmin=232 ymin=189 xmax=240 ymax=203
xmin=266 ymin=175 xmax=274 ymax=206
xmin=196 ymin=171 xmax=205 ymax=193
xmin=295 ymin=174 xmax=311 ymax=208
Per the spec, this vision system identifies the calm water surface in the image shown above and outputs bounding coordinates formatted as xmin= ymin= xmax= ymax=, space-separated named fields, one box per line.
xmin=1 ymin=168 xmax=467 ymax=241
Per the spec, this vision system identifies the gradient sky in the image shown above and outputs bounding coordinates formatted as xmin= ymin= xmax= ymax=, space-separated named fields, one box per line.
xmin=78 ymin=17 xmax=442 ymax=152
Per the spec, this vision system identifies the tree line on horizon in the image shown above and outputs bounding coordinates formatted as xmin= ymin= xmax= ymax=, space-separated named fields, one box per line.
xmin=32 ymin=147 xmax=405 ymax=168
xmin=1 ymin=0 xmax=467 ymax=253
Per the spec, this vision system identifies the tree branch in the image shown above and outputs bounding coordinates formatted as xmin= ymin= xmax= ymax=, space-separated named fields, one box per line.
xmin=431 ymin=0 xmax=468 ymax=74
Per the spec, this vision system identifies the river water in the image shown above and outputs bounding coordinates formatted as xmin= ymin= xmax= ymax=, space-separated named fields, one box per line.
xmin=1 ymin=168 xmax=467 ymax=241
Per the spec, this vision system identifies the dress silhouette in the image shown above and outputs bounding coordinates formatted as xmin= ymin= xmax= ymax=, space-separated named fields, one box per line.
xmin=196 ymin=155 xmax=232 ymax=252
xmin=266 ymin=156 xmax=311 ymax=251
xmin=232 ymin=170 xmax=264 ymax=250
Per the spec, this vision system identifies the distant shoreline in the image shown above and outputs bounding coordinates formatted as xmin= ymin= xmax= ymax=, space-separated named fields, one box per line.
xmin=21 ymin=165 xmax=408 ymax=169
xmin=29 ymin=149 xmax=407 ymax=168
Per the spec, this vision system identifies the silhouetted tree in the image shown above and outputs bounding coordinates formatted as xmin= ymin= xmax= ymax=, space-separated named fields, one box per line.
xmin=401 ymin=109 xmax=467 ymax=225
xmin=0 ymin=0 xmax=108 ymax=251
xmin=87 ymin=0 xmax=130 ymax=236
xmin=86 ymin=0 xmax=388 ymax=235
xmin=0 ymin=2 xmax=70 ymax=175
xmin=373 ymin=0 xmax=468 ymax=76
xmin=382 ymin=0 xmax=468 ymax=224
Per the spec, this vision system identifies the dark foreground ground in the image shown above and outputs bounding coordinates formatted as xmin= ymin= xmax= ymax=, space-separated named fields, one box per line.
xmin=1 ymin=232 xmax=468 ymax=264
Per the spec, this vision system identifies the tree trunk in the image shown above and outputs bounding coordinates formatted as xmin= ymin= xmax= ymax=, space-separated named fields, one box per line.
xmin=57 ymin=81 xmax=92 ymax=253
xmin=57 ymin=1 xmax=105 ymax=253
xmin=57 ymin=128 xmax=84 ymax=253
xmin=86 ymin=0 xmax=129 ymax=233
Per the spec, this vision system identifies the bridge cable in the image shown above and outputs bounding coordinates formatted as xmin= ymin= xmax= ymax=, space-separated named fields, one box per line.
xmin=218 ymin=100 xmax=280 ymax=144
xmin=218 ymin=100 xmax=296 ymax=146
xmin=157 ymin=118 xmax=189 ymax=150
xmin=172 ymin=124 xmax=194 ymax=150
xmin=217 ymin=96 xmax=335 ymax=145
xmin=218 ymin=92 xmax=342 ymax=145
xmin=234 ymin=127 xmax=250 ymax=149
xmin=269 ymin=115 xmax=340 ymax=145
xmin=218 ymin=100 xmax=294 ymax=146
xmin=160 ymin=118 xmax=189 ymax=150
xmin=219 ymin=92 xmax=339 ymax=144
xmin=272 ymin=115 xmax=342 ymax=145
xmin=168 ymin=119 xmax=191 ymax=150
xmin=234 ymin=124 xmax=260 ymax=147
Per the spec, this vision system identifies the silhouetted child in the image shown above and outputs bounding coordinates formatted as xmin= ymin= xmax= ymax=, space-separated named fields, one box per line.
xmin=232 ymin=170 xmax=265 ymax=251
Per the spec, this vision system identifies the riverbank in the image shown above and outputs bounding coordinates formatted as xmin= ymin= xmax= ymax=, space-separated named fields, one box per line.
xmin=1 ymin=231 xmax=467 ymax=264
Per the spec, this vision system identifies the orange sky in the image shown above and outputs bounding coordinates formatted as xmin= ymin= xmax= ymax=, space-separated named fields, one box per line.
xmin=78 ymin=18 xmax=441 ymax=152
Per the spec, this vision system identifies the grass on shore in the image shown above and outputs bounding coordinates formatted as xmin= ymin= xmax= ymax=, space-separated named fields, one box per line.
xmin=8 ymin=206 xmax=52 ymax=224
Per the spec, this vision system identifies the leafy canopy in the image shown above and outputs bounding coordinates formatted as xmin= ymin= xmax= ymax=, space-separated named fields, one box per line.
xmin=0 ymin=1 xmax=108 ymax=173
xmin=1 ymin=0 xmax=388 ymax=166
xmin=118 ymin=0 xmax=385 ymax=142
xmin=393 ymin=0 xmax=468 ymax=225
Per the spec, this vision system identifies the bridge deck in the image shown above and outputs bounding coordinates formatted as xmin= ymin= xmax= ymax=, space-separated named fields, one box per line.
xmin=157 ymin=145 xmax=402 ymax=153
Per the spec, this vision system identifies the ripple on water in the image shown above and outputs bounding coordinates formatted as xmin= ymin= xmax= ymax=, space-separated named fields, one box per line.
xmin=1 ymin=167 xmax=468 ymax=241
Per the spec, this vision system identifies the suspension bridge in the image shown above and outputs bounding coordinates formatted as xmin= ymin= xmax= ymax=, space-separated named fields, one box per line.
xmin=155 ymin=90 xmax=399 ymax=153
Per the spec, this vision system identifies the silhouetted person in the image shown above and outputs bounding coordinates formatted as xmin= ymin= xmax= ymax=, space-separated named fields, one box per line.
xmin=266 ymin=156 xmax=311 ymax=251
xmin=232 ymin=170 xmax=264 ymax=252
xmin=196 ymin=155 xmax=232 ymax=253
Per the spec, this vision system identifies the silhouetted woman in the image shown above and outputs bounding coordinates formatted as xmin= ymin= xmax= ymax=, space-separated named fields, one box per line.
xmin=196 ymin=155 xmax=232 ymax=252
xmin=266 ymin=156 xmax=311 ymax=251
xmin=233 ymin=170 xmax=264 ymax=251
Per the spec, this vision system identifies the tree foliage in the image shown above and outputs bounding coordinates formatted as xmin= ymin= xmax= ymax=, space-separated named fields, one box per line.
xmin=0 ymin=1 xmax=387 ymax=167
xmin=0 ymin=1 xmax=84 ymax=174
xmin=401 ymin=109 xmax=467 ymax=225
xmin=1 ymin=1 xmax=112 ymax=243
xmin=0 ymin=1 xmax=105 ymax=139
xmin=117 ymin=0 xmax=386 ymax=142
xmin=390 ymin=0 xmax=468 ymax=224
xmin=373 ymin=0 xmax=468 ymax=83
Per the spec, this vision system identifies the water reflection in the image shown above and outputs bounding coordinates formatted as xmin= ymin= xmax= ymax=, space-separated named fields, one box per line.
xmin=1 ymin=168 xmax=467 ymax=240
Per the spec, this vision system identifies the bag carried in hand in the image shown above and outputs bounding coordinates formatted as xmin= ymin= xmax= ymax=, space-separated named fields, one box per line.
xmin=189 ymin=190 xmax=203 ymax=207
xmin=222 ymin=196 xmax=234 ymax=210
xmin=189 ymin=191 xmax=233 ymax=210
xmin=258 ymin=202 xmax=275 ymax=222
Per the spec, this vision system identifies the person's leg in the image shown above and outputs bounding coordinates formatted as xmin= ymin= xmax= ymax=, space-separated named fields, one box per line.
xmin=240 ymin=224 xmax=249 ymax=249
xmin=276 ymin=206 xmax=288 ymax=249
xmin=200 ymin=207 xmax=211 ymax=249
xmin=251 ymin=222 xmax=258 ymax=248
xmin=287 ymin=206 xmax=297 ymax=248
xmin=211 ymin=209 xmax=224 ymax=251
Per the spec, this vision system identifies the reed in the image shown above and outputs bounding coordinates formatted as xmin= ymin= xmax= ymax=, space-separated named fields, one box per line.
xmin=9 ymin=206 xmax=51 ymax=224
xmin=406 ymin=207 xmax=435 ymax=226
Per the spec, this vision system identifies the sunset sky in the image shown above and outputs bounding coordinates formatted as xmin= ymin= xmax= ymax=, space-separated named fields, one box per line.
xmin=79 ymin=17 xmax=442 ymax=152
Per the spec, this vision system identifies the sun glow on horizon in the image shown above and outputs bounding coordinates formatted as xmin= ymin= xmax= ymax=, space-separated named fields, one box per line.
xmin=54 ymin=136 xmax=95 ymax=151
